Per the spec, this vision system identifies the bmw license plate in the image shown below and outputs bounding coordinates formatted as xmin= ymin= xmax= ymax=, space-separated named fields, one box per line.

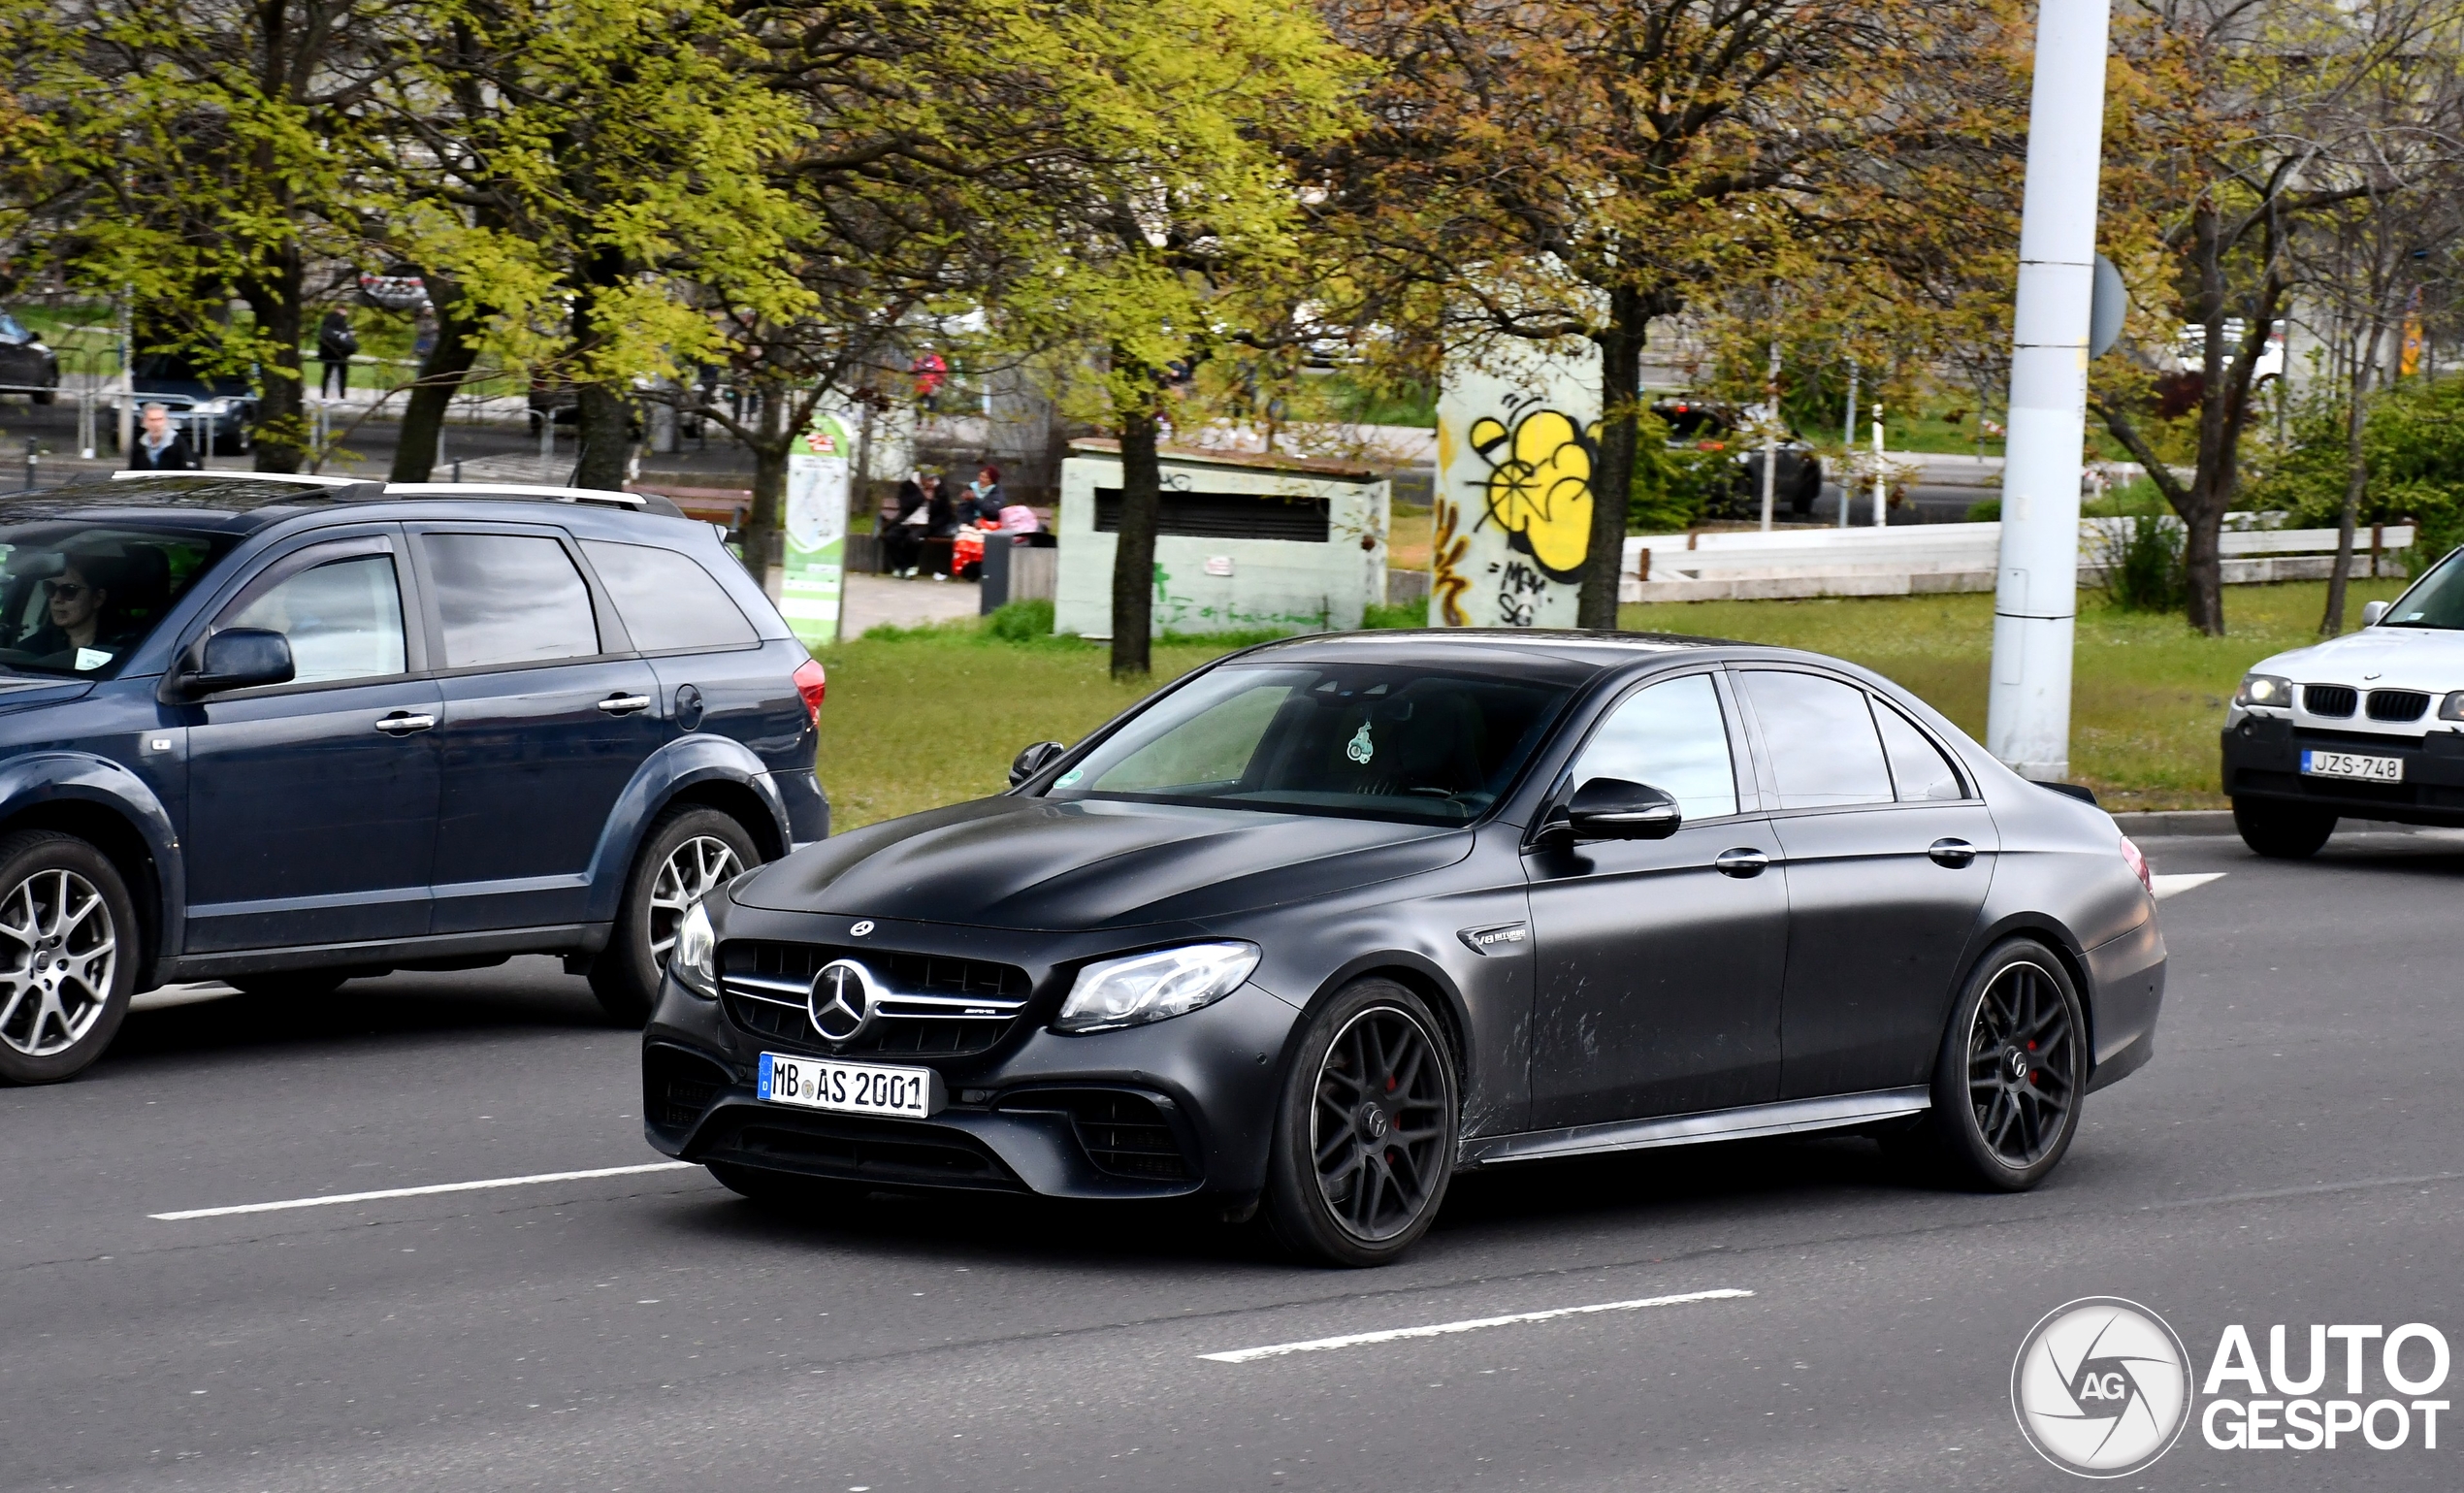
xmin=2301 ymin=749 xmax=2404 ymax=783
xmin=758 ymin=1052 xmax=940 ymax=1118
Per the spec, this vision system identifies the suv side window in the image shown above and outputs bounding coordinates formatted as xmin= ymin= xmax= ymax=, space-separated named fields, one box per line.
xmin=579 ymin=539 xmax=756 ymax=652
xmin=218 ymin=550 xmax=406 ymax=686
xmin=1737 ymin=668 xmax=1894 ymax=809
xmin=420 ymin=532 xmax=600 ymax=667
xmin=1568 ymin=672 xmax=1739 ymax=821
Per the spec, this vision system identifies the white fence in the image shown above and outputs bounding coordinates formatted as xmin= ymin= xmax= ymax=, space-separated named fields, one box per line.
xmin=1620 ymin=519 xmax=2416 ymax=603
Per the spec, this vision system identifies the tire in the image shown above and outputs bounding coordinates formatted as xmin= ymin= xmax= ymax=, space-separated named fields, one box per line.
xmin=591 ymin=805 xmax=761 ymax=1025
xmin=2233 ymin=796 xmax=2336 ymax=859
xmin=230 ymin=971 xmax=351 ymax=1001
xmin=1897 ymin=939 xmax=2087 ymax=1191
xmin=1262 ymin=978 xmax=1459 ymax=1267
xmin=31 ymin=388 xmax=54 ymax=407
xmin=0 ymin=831 xmax=141 ymax=1087
xmin=707 ymin=1161 xmax=867 ymax=1211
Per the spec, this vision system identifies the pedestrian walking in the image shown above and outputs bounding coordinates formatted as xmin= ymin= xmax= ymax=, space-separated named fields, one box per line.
xmin=123 ymin=403 xmax=200 ymax=471
xmin=317 ymin=309 xmax=358 ymax=399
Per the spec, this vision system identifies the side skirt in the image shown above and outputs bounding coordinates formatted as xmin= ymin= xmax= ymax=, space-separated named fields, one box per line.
xmin=1463 ymin=1087 xmax=1931 ymax=1168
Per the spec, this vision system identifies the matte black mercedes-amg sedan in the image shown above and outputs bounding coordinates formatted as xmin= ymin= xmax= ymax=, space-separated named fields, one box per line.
xmin=643 ymin=632 xmax=2165 ymax=1265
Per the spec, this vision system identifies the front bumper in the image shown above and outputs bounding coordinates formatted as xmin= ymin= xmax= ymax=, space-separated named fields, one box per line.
xmin=2222 ymin=714 xmax=2464 ymax=825
xmin=640 ymin=913 xmax=1305 ymax=1202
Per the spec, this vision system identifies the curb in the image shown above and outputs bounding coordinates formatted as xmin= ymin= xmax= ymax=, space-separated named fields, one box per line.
xmin=2112 ymin=809 xmax=2443 ymax=837
xmin=2111 ymin=810 xmax=2235 ymax=836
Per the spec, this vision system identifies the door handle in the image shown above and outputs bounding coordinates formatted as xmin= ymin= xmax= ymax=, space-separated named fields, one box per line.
xmin=597 ymin=694 xmax=652 ymax=715
xmin=1714 ymin=848 xmax=1769 ymax=878
xmin=373 ymin=712 xmax=436 ymax=735
xmin=1928 ymin=837 xmax=1978 ymax=868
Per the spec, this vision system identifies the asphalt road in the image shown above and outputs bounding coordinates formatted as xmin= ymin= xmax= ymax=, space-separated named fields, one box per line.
xmin=7 ymin=827 xmax=2460 ymax=1491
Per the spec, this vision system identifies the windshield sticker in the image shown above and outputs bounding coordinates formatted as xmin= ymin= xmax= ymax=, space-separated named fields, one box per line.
xmin=74 ymin=648 xmax=112 ymax=671
xmin=1055 ymin=767 xmax=1084 ymax=787
xmin=1346 ymin=723 xmax=1375 ymax=764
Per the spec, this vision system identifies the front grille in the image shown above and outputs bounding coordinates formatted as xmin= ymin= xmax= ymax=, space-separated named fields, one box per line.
xmin=2368 ymin=690 xmax=2430 ymax=722
xmin=720 ymin=940 xmax=1031 ymax=1057
xmin=2305 ymin=684 xmax=2357 ymax=717
xmin=1001 ymin=1088 xmax=1192 ymax=1181
xmin=644 ymin=1046 xmax=730 ymax=1132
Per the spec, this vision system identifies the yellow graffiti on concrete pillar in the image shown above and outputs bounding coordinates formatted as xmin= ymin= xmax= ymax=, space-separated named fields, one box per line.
xmin=1467 ymin=408 xmax=1596 ymax=582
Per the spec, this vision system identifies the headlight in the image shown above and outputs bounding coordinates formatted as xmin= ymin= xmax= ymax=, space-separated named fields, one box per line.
xmin=670 ymin=900 xmax=717 ymax=998
xmin=2440 ymin=692 xmax=2464 ymax=722
xmin=2235 ymin=673 xmax=2293 ymax=708
xmin=1055 ymin=941 xmax=1260 ymax=1032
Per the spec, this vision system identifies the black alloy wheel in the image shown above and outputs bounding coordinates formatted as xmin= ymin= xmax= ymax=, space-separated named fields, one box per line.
xmin=2232 ymin=796 xmax=2336 ymax=859
xmin=1901 ymin=939 xmax=2086 ymax=1191
xmin=1264 ymin=978 xmax=1459 ymax=1266
xmin=592 ymin=805 xmax=761 ymax=1025
xmin=0 ymin=830 xmax=139 ymax=1086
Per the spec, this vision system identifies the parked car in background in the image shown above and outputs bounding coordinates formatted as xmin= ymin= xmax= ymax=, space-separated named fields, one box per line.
xmin=108 ymin=353 xmax=257 ymax=454
xmin=646 ymin=630 xmax=2162 ymax=1266
xmin=0 ymin=309 xmax=60 ymax=404
xmin=0 ymin=472 xmax=829 ymax=1086
xmin=1652 ymin=395 xmax=1825 ymax=517
xmin=2222 ymin=545 xmax=2464 ymax=857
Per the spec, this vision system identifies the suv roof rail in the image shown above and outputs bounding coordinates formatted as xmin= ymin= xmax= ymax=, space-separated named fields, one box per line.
xmin=382 ymin=482 xmax=649 ymax=511
xmin=111 ymin=471 xmax=369 ymax=488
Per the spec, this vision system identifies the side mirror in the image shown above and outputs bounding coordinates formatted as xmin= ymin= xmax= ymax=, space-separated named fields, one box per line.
xmin=182 ymin=628 xmax=294 ymax=695
xmin=1567 ymin=777 xmax=1682 ymax=841
xmin=1009 ymin=740 xmax=1068 ymax=787
xmin=2361 ymin=600 xmax=2389 ymax=628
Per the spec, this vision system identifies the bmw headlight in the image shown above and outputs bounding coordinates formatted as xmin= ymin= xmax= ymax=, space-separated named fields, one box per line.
xmin=1056 ymin=941 xmax=1260 ymax=1032
xmin=2235 ymin=672 xmax=2293 ymax=708
xmin=670 ymin=900 xmax=717 ymax=998
xmin=2440 ymin=692 xmax=2464 ymax=722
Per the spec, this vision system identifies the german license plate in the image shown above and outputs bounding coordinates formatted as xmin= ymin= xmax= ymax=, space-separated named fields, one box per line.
xmin=2301 ymin=749 xmax=2404 ymax=783
xmin=758 ymin=1053 xmax=939 ymax=1118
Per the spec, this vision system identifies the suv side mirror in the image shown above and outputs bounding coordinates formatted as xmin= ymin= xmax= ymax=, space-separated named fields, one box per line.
xmin=182 ymin=628 xmax=294 ymax=695
xmin=1567 ymin=777 xmax=1682 ymax=841
xmin=2361 ymin=600 xmax=2389 ymax=627
xmin=1010 ymin=740 xmax=1068 ymax=787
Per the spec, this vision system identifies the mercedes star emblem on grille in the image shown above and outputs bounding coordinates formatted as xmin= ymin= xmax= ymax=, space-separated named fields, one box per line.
xmin=808 ymin=959 xmax=878 ymax=1043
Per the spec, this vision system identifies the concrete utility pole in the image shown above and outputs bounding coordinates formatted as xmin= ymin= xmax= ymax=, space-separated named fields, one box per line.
xmin=1987 ymin=0 xmax=2112 ymax=782
xmin=1839 ymin=360 xmax=1859 ymax=530
xmin=1758 ymin=341 xmax=1780 ymax=532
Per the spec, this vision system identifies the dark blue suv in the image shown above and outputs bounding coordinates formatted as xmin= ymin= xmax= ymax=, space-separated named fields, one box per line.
xmin=0 ymin=472 xmax=828 ymax=1085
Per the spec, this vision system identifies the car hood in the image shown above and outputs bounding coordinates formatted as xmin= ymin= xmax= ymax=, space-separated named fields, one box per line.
xmin=0 ymin=679 xmax=96 ymax=714
xmin=732 ymin=796 xmax=1475 ymax=931
xmin=2251 ymin=627 xmax=2464 ymax=695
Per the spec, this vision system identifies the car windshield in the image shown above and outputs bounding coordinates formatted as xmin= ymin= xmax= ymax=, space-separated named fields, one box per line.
xmin=1044 ymin=662 xmax=1576 ymax=823
xmin=2379 ymin=550 xmax=2464 ymax=630
xmin=0 ymin=522 xmax=234 ymax=678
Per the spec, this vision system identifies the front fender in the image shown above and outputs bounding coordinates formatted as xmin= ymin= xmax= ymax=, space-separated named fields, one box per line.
xmin=0 ymin=752 xmax=185 ymax=983
xmin=583 ymin=735 xmax=791 ymax=924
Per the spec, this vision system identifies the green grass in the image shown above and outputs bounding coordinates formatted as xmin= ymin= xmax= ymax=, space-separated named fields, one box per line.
xmin=1619 ymin=578 xmax=2411 ymax=811
xmin=807 ymin=579 xmax=2411 ymax=831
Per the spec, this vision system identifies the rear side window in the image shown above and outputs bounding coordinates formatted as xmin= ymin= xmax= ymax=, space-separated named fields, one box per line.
xmin=420 ymin=533 xmax=600 ymax=667
xmin=1738 ymin=669 xmax=1894 ymax=809
xmin=580 ymin=540 xmax=757 ymax=652
xmin=1875 ymin=701 xmax=1965 ymax=801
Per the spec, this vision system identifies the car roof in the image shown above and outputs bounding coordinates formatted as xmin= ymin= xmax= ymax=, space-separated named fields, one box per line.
xmin=1238 ymin=628 xmax=1910 ymax=687
xmin=0 ymin=473 xmax=688 ymax=535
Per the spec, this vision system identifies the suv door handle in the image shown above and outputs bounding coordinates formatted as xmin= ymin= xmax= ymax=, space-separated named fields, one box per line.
xmin=373 ymin=712 xmax=436 ymax=735
xmin=1928 ymin=837 xmax=1978 ymax=868
xmin=1714 ymin=848 xmax=1769 ymax=878
xmin=597 ymin=694 xmax=652 ymax=715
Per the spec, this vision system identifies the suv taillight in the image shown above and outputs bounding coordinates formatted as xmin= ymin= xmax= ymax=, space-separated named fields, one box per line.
xmin=2119 ymin=833 xmax=2151 ymax=893
xmin=793 ymin=658 xmax=826 ymax=726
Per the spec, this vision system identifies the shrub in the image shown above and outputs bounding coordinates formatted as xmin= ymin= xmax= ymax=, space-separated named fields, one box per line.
xmin=2093 ymin=514 xmax=2188 ymax=612
xmin=1360 ymin=600 xmax=1425 ymax=629
xmin=983 ymin=598 xmax=1055 ymax=641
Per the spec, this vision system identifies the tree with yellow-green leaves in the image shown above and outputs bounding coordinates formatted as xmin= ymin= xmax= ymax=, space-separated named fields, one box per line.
xmin=1309 ymin=0 xmax=2030 ymax=628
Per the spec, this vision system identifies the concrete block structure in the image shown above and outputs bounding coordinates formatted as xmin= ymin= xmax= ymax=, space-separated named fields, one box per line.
xmin=1054 ymin=441 xmax=1390 ymax=637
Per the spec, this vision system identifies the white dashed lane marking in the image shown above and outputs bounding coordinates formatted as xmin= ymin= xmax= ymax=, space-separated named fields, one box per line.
xmin=149 ymin=1162 xmax=698 ymax=1220
xmin=2151 ymin=872 xmax=2226 ymax=900
xmin=1198 ymin=1287 xmax=1755 ymax=1363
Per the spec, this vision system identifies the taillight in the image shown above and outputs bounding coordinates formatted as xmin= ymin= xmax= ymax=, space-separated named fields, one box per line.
xmin=793 ymin=658 xmax=826 ymax=726
xmin=2119 ymin=833 xmax=2151 ymax=893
